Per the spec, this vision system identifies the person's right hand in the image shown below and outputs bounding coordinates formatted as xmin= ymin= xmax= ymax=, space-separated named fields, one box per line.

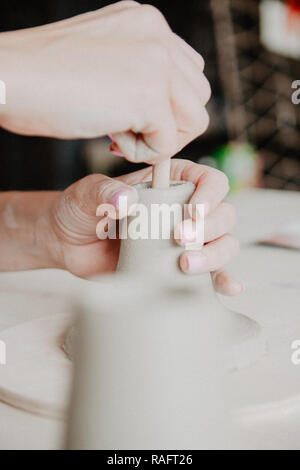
xmin=0 ymin=1 xmax=210 ymax=164
xmin=43 ymin=160 xmax=241 ymax=296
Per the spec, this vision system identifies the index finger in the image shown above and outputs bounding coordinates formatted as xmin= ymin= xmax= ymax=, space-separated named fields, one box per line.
xmin=170 ymin=159 xmax=230 ymax=218
xmin=116 ymin=158 xmax=230 ymax=218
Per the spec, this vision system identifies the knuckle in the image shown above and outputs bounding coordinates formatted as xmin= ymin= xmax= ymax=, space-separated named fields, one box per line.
xmin=204 ymin=167 xmax=230 ymax=196
xmin=82 ymin=173 xmax=104 ymax=189
xmin=201 ymin=107 xmax=210 ymax=133
xmin=199 ymin=55 xmax=205 ymax=71
xmin=84 ymin=173 xmax=100 ymax=184
xmin=140 ymin=4 xmax=167 ymax=26
xmin=85 ymin=174 xmax=109 ymax=201
xmin=123 ymin=1 xmax=140 ymax=6
xmin=191 ymin=107 xmax=210 ymax=137
xmin=202 ymin=76 xmax=211 ymax=104
xmin=215 ymin=170 xmax=230 ymax=192
xmin=73 ymin=174 xmax=100 ymax=199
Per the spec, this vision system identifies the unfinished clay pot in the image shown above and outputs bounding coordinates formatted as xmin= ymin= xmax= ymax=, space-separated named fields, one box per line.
xmin=117 ymin=181 xmax=195 ymax=279
xmin=118 ymin=181 xmax=265 ymax=370
xmin=65 ymin=182 xmax=264 ymax=367
xmin=66 ymin=181 xmax=265 ymax=449
xmin=67 ymin=278 xmax=228 ymax=450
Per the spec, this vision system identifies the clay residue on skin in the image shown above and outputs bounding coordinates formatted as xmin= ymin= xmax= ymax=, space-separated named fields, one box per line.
xmin=2 ymin=204 xmax=18 ymax=229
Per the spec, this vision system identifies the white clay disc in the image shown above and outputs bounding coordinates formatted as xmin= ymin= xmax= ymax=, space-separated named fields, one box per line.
xmin=0 ymin=314 xmax=73 ymax=420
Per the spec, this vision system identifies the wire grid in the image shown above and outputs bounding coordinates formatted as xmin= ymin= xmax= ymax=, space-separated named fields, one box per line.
xmin=210 ymin=0 xmax=300 ymax=190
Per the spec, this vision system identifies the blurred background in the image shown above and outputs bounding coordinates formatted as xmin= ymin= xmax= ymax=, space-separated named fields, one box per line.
xmin=0 ymin=0 xmax=299 ymax=192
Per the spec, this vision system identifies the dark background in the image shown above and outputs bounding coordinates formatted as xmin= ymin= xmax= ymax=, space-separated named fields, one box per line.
xmin=0 ymin=0 xmax=299 ymax=191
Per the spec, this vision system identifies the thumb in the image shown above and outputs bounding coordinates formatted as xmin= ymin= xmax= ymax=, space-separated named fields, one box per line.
xmin=53 ymin=174 xmax=138 ymax=243
xmin=73 ymin=173 xmax=138 ymax=218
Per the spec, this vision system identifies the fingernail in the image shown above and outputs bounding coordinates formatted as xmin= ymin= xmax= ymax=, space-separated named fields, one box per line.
xmin=233 ymin=281 xmax=246 ymax=296
xmin=176 ymin=220 xmax=199 ymax=246
xmin=108 ymin=134 xmax=115 ymax=142
xmin=111 ymin=189 xmax=138 ymax=213
xmin=180 ymin=252 xmax=207 ymax=274
xmin=110 ymin=144 xmax=125 ymax=158
xmin=111 ymin=150 xmax=126 ymax=157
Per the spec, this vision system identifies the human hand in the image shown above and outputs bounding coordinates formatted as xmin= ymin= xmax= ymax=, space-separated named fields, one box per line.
xmin=46 ymin=160 xmax=242 ymax=295
xmin=0 ymin=1 xmax=210 ymax=163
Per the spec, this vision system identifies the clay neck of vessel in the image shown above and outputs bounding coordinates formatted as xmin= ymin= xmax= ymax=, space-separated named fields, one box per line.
xmin=117 ymin=181 xmax=207 ymax=284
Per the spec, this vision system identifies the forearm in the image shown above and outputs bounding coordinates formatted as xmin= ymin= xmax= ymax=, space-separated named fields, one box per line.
xmin=0 ymin=191 xmax=61 ymax=271
xmin=0 ymin=29 xmax=39 ymax=134
xmin=0 ymin=32 xmax=13 ymax=128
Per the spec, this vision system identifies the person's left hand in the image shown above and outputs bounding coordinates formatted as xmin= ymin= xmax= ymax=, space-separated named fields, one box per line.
xmin=47 ymin=159 xmax=242 ymax=295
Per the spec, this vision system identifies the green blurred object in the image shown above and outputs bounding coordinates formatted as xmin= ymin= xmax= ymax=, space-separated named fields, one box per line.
xmin=212 ymin=142 xmax=259 ymax=192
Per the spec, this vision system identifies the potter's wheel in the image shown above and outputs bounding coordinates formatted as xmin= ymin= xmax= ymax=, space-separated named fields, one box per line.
xmin=0 ymin=274 xmax=299 ymax=448
xmin=0 ymin=314 xmax=73 ymax=420
xmin=229 ymin=342 xmax=300 ymax=449
xmin=222 ymin=280 xmax=300 ymax=449
xmin=0 ymin=188 xmax=298 ymax=449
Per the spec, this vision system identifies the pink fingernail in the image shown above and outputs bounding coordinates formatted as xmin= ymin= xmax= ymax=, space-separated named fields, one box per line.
xmin=110 ymin=144 xmax=125 ymax=158
xmin=179 ymin=220 xmax=197 ymax=245
xmin=111 ymin=189 xmax=137 ymax=211
xmin=111 ymin=150 xmax=126 ymax=157
xmin=181 ymin=253 xmax=206 ymax=274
